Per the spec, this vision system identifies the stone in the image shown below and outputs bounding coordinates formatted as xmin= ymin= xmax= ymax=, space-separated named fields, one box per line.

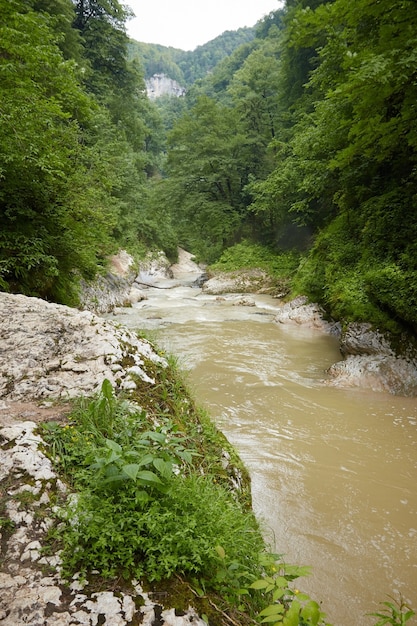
xmin=275 ymin=296 xmax=340 ymax=334
xmin=0 ymin=293 xmax=166 ymax=402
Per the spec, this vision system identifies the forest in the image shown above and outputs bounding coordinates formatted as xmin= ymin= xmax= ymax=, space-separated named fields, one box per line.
xmin=1 ymin=0 xmax=417 ymax=339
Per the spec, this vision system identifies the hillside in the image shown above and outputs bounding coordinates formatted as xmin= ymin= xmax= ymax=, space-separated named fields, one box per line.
xmin=127 ymin=25 xmax=256 ymax=88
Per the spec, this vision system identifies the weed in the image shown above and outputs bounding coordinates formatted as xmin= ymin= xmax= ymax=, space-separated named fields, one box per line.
xmin=369 ymin=596 xmax=415 ymax=626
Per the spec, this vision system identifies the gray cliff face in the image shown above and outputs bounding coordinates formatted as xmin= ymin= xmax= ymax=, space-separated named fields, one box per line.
xmin=145 ymin=73 xmax=186 ymax=99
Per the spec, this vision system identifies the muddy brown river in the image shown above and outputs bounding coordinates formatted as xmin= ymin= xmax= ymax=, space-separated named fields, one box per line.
xmin=109 ymin=278 xmax=417 ymax=626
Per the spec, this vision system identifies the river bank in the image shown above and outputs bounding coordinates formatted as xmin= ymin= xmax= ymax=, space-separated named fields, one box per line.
xmin=104 ymin=254 xmax=417 ymax=626
xmin=1 ymin=250 xmax=416 ymax=626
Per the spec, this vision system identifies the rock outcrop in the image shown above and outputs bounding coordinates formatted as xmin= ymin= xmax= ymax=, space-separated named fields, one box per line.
xmin=275 ymin=297 xmax=417 ymax=396
xmin=145 ymin=73 xmax=186 ymax=99
xmin=79 ymin=250 xmax=145 ymax=314
xmin=275 ymin=296 xmax=341 ymax=335
xmin=0 ymin=291 xmax=208 ymax=624
xmin=327 ymin=322 xmax=417 ymax=395
xmin=0 ymin=292 xmax=166 ymax=401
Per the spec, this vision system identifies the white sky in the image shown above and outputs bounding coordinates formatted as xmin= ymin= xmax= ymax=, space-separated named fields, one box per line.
xmin=124 ymin=0 xmax=283 ymax=51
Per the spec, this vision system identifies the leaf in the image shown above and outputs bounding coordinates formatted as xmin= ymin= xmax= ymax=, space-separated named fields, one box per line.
xmin=136 ymin=470 xmax=163 ymax=485
xmin=261 ymin=616 xmax=284 ymax=624
xmin=272 ymin=588 xmax=285 ymax=602
xmin=100 ymin=378 xmax=114 ymax=402
xmin=215 ymin=545 xmax=226 ymax=560
xmin=144 ymin=431 xmax=166 ymax=444
xmin=250 ymin=579 xmax=271 ymax=590
xmin=300 ymin=600 xmax=321 ymax=625
xmin=122 ymin=463 xmax=140 ymax=480
xmin=105 ymin=439 xmax=122 ymax=453
xmin=153 ymin=457 xmax=173 ymax=478
xmin=260 ymin=604 xmax=285 ymax=617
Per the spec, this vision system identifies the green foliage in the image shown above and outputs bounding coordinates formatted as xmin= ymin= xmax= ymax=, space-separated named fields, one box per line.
xmin=40 ymin=380 xmax=262 ymax=595
xmin=369 ymin=596 xmax=415 ymax=626
xmin=40 ymin=378 xmax=334 ymax=621
xmin=0 ymin=1 xmax=114 ymax=302
xmin=212 ymin=241 xmax=300 ymax=284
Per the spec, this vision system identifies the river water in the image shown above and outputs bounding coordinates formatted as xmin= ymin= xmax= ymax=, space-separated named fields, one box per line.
xmin=108 ymin=277 xmax=417 ymax=626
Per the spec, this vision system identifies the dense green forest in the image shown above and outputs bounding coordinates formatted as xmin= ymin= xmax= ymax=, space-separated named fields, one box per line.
xmin=1 ymin=0 xmax=417 ymax=338
xmin=128 ymin=25 xmax=257 ymax=86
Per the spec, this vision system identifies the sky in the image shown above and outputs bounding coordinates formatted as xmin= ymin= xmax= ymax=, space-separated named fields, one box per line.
xmin=124 ymin=0 xmax=284 ymax=51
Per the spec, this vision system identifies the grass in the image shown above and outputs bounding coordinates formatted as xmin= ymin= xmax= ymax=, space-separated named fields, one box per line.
xmin=35 ymin=339 xmax=414 ymax=626
xmin=37 ymin=350 xmax=330 ymax=625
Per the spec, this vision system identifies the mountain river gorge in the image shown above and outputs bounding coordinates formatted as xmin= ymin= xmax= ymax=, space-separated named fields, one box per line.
xmin=107 ymin=272 xmax=417 ymax=626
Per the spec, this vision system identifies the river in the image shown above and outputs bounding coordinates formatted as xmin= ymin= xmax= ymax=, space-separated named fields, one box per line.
xmin=108 ymin=276 xmax=417 ymax=626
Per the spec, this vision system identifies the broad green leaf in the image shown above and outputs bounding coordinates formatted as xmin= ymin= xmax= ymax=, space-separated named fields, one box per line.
xmin=272 ymin=588 xmax=285 ymax=602
xmin=250 ymin=579 xmax=272 ymax=590
xmin=122 ymin=463 xmax=140 ymax=480
xmin=153 ymin=457 xmax=173 ymax=478
xmin=259 ymin=603 xmax=285 ymax=617
xmin=261 ymin=616 xmax=284 ymax=623
xmin=136 ymin=470 xmax=163 ymax=484
xmin=105 ymin=439 xmax=122 ymax=453
xmin=300 ymin=600 xmax=321 ymax=625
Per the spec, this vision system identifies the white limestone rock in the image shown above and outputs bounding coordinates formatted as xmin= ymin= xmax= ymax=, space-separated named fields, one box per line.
xmin=0 ymin=292 xmax=166 ymax=401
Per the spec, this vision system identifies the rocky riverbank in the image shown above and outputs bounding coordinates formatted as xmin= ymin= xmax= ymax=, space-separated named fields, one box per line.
xmin=1 ymin=250 xmax=417 ymax=624
xmin=0 ymin=290 xmax=208 ymax=625
xmin=201 ymin=269 xmax=417 ymax=395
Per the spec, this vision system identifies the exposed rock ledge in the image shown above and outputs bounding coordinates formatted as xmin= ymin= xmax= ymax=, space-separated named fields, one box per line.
xmin=276 ymin=296 xmax=417 ymax=396
xmin=0 ymin=292 xmax=206 ymax=625
xmin=202 ymin=268 xmax=277 ymax=295
xmin=0 ymin=292 xmax=166 ymax=401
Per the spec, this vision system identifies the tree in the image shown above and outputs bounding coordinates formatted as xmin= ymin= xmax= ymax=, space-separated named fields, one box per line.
xmin=165 ymin=96 xmax=249 ymax=261
xmin=0 ymin=1 xmax=125 ymax=302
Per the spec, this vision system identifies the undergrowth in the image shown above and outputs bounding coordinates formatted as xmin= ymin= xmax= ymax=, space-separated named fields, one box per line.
xmin=38 ymin=370 xmax=330 ymax=625
xmin=37 ymin=361 xmax=414 ymax=626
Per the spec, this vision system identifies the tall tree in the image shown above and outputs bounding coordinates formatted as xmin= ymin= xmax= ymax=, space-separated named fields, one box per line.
xmin=0 ymin=0 xmax=118 ymax=302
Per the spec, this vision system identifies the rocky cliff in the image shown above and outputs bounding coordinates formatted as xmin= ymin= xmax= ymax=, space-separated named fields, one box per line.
xmin=145 ymin=73 xmax=186 ymax=99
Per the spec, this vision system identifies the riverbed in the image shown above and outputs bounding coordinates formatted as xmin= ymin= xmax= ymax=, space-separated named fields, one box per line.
xmin=107 ymin=277 xmax=417 ymax=626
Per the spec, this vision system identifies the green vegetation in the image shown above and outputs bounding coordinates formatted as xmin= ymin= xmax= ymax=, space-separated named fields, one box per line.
xmin=369 ymin=597 xmax=415 ymax=626
xmin=128 ymin=26 xmax=256 ymax=87
xmin=40 ymin=376 xmax=328 ymax=625
xmin=156 ymin=0 xmax=417 ymax=337
xmin=3 ymin=0 xmax=417 ymax=336
xmin=38 ymin=371 xmax=414 ymax=625
xmin=0 ymin=0 xmax=174 ymax=304
xmin=3 ymin=0 xmax=417 ymax=621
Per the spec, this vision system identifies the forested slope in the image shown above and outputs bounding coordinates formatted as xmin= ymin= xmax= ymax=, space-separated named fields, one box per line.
xmin=0 ymin=0 xmax=175 ymax=305
xmin=2 ymin=0 xmax=417 ymax=339
xmin=153 ymin=0 xmax=417 ymax=338
xmin=128 ymin=25 xmax=257 ymax=87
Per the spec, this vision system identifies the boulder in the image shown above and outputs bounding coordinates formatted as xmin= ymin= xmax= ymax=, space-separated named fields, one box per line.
xmin=275 ymin=296 xmax=341 ymax=335
xmin=202 ymin=268 xmax=276 ymax=295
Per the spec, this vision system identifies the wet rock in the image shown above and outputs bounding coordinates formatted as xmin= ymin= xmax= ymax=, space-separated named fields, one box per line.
xmin=170 ymin=248 xmax=203 ymax=279
xmin=275 ymin=296 xmax=341 ymax=335
xmin=275 ymin=297 xmax=417 ymax=395
xmin=203 ymin=268 xmax=276 ymax=295
xmin=327 ymin=354 xmax=417 ymax=396
xmin=339 ymin=322 xmax=393 ymax=356
xmin=80 ymin=250 xmax=138 ymax=314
